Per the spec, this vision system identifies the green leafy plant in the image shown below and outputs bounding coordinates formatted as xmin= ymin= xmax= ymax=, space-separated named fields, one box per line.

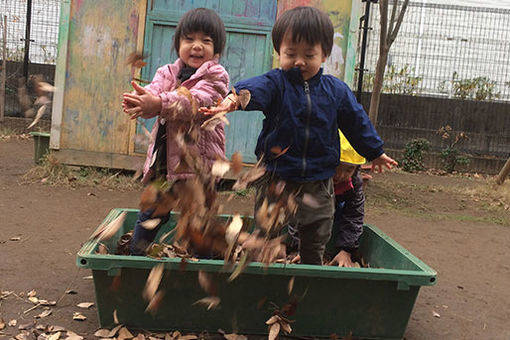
xmin=400 ymin=138 xmax=431 ymax=172
xmin=437 ymin=125 xmax=470 ymax=173
xmin=440 ymin=72 xmax=500 ymax=101
xmin=355 ymin=64 xmax=423 ymax=95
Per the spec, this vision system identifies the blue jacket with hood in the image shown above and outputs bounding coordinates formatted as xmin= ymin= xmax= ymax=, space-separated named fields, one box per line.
xmin=234 ymin=67 xmax=384 ymax=182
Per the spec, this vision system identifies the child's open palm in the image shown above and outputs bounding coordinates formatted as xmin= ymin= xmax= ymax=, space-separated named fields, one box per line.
xmin=370 ymin=153 xmax=398 ymax=173
xmin=122 ymin=81 xmax=162 ymax=119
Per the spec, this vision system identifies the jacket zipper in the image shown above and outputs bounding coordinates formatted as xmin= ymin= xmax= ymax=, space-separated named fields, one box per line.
xmin=301 ymin=81 xmax=312 ymax=177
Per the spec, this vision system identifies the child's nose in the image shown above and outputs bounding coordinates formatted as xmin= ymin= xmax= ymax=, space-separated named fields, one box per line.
xmin=192 ymin=42 xmax=202 ymax=50
xmin=295 ymin=58 xmax=305 ymax=67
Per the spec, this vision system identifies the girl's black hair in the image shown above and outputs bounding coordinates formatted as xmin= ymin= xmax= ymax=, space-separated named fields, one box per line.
xmin=174 ymin=8 xmax=226 ymax=56
xmin=272 ymin=6 xmax=334 ymax=57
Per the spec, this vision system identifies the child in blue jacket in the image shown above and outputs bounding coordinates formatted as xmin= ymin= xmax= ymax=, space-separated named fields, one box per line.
xmin=202 ymin=6 xmax=397 ymax=265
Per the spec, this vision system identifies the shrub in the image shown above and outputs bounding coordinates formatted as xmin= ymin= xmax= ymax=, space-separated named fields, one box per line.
xmin=400 ymin=138 xmax=431 ymax=172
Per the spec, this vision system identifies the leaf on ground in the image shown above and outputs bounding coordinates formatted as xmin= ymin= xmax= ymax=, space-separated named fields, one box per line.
xmin=65 ymin=290 xmax=78 ymax=295
xmin=193 ymin=296 xmax=220 ymax=310
xmin=72 ymin=312 xmax=86 ymax=321
xmin=76 ymin=302 xmax=94 ymax=309
xmin=35 ymin=309 xmax=52 ymax=319
xmin=224 ymin=334 xmax=247 ymax=340
xmin=28 ymin=296 xmax=39 ymax=304
xmin=94 ymin=329 xmax=111 ymax=337
xmin=0 ymin=318 xmax=5 ymax=330
xmin=64 ymin=330 xmax=84 ymax=340
xmin=118 ymin=326 xmax=134 ymax=340
xmin=39 ymin=299 xmax=57 ymax=306
xmin=133 ymin=334 xmax=146 ymax=340
xmin=143 ymin=264 xmax=164 ymax=301
xmin=268 ymin=322 xmax=280 ymax=340
xmin=18 ymin=321 xmax=34 ymax=330
xmin=15 ymin=332 xmax=31 ymax=340
xmin=10 ymin=237 xmax=21 ymax=241
xmin=27 ymin=290 xmax=37 ymax=297
xmin=432 ymin=311 xmax=441 ymax=318
xmin=48 ymin=331 xmax=62 ymax=340
xmin=108 ymin=324 xmax=124 ymax=337
xmin=8 ymin=319 xmax=17 ymax=327
xmin=179 ymin=335 xmax=198 ymax=340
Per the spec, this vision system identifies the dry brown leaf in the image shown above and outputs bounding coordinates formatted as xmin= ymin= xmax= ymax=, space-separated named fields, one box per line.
xmin=133 ymin=335 xmax=146 ymax=340
xmin=211 ymin=160 xmax=230 ymax=177
xmin=64 ymin=330 xmax=84 ymax=340
xmin=28 ymin=296 xmax=39 ymax=304
xmin=193 ymin=296 xmax=220 ymax=310
xmin=27 ymin=290 xmax=37 ymax=297
xmin=143 ymin=264 xmax=164 ymax=301
xmin=268 ymin=322 xmax=280 ymax=340
xmin=48 ymin=331 xmax=62 ymax=340
xmin=230 ymin=152 xmax=243 ymax=174
xmin=76 ymin=302 xmax=94 ymax=309
xmin=94 ymin=329 xmax=111 ymax=337
xmin=27 ymin=104 xmax=47 ymax=129
xmin=35 ymin=309 xmax=52 ymax=319
xmin=302 ymin=193 xmax=320 ymax=208
xmin=72 ymin=312 xmax=86 ymax=321
xmin=126 ymin=51 xmax=148 ymax=68
xmin=113 ymin=309 xmax=119 ymax=324
xmin=37 ymin=81 xmax=56 ymax=93
xmin=280 ymin=321 xmax=292 ymax=334
xmin=287 ymin=277 xmax=295 ymax=295
xmin=141 ymin=218 xmax=161 ymax=230
xmin=197 ymin=271 xmax=215 ymax=295
xmin=225 ymin=213 xmax=243 ymax=245
xmin=39 ymin=299 xmax=57 ymax=306
xmin=90 ymin=211 xmax=127 ymax=241
xmin=179 ymin=335 xmax=198 ymax=340
xmin=118 ymin=326 xmax=134 ymax=340
xmin=34 ymin=95 xmax=52 ymax=106
xmin=232 ymin=164 xmax=265 ymax=190
xmin=265 ymin=315 xmax=280 ymax=325
xmin=237 ymin=89 xmax=251 ymax=109
xmin=201 ymin=114 xmax=230 ymax=131
xmin=8 ymin=319 xmax=17 ymax=326
xmin=145 ymin=290 xmax=165 ymax=316
xmin=224 ymin=334 xmax=247 ymax=340
xmin=15 ymin=332 xmax=31 ymax=340
xmin=48 ymin=325 xmax=66 ymax=332
xmin=0 ymin=318 xmax=4 ymax=330
xmin=108 ymin=324 xmax=124 ymax=337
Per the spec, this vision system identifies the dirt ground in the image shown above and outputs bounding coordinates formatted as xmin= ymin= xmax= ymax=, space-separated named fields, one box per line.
xmin=1 ymin=138 xmax=509 ymax=340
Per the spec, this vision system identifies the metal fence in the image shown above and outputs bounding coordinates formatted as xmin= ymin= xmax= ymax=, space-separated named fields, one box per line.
xmin=357 ymin=1 xmax=510 ymax=102
xmin=0 ymin=0 xmax=60 ymax=117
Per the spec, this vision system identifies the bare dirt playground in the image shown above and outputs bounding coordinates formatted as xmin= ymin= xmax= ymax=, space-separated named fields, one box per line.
xmin=1 ymin=137 xmax=509 ymax=340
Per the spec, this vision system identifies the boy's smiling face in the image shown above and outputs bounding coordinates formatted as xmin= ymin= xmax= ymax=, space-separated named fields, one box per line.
xmin=278 ymin=32 xmax=326 ymax=80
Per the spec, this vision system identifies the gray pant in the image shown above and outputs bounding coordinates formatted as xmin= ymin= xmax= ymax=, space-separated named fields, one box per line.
xmin=254 ymin=174 xmax=335 ymax=265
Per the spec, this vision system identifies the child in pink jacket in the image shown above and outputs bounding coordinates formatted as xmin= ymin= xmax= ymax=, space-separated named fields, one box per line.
xmin=122 ymin=8 xmax=230 ymax=255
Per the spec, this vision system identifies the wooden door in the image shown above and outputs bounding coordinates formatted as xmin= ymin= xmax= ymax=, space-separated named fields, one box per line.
xmin=136 ymin=0 xmax=277 ymax=163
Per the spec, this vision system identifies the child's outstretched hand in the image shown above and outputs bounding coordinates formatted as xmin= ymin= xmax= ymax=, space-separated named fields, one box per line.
xmin=370 ymin=153 xmax=398 ymax=173
xmin=122 ymin=81 xmax=162 ymax=119
xmin=199 ymin=93 xmax=238 ymax=116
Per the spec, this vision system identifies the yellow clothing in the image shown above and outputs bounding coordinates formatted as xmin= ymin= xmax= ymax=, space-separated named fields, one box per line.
xmin=339 ymin=130 xmax=366 ymax=165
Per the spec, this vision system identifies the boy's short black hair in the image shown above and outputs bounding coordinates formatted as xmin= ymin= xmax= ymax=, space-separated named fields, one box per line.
xmin=174 ymin=8 xmax=226 ymax=56
xmin=272 ymin=6 xmax=334 ymax=57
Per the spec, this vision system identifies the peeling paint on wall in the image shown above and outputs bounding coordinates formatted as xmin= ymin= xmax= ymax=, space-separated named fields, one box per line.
xmin=61 ymin=0 xmax=144 ymax=153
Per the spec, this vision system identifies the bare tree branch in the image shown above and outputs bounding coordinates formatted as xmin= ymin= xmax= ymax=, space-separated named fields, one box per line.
xmin=379 ymin=0 xmax=389 ymax=52
xmin=389 ymin=0 xmax=409 ymax=45
xmin=389 ymin=0 xmax=398 ymax=37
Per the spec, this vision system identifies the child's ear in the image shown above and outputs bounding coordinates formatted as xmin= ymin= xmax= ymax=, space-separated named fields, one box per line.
xmin=321 ymin=55 xmax=327 ymax=63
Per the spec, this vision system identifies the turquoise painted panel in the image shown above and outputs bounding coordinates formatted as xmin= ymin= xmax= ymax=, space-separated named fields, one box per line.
xmin=137 ymin=0 xmax=277 ymax=163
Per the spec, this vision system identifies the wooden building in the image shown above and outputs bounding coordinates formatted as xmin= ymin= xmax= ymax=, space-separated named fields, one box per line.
xmin=50 ymin=0 xmax=360 ymax=169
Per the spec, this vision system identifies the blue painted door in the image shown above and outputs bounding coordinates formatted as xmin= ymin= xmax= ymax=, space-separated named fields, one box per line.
xmin=136 ymin=0 xmax=277 ymax=163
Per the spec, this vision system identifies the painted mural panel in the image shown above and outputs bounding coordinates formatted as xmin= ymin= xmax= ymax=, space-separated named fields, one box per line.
xmin=61 ymin=0 xmax=144 ymax=153
xmin=275 ymin=0 xmax=358 ymax=85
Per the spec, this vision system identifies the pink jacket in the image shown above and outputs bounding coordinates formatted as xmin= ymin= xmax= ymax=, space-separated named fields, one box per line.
xmin=141 ymin=58 xmax=229 ymax=183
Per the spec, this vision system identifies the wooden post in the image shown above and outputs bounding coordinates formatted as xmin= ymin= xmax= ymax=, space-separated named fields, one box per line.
xmin=495 ymin=157 xmax=510 ymax=185
xmin=0 ymin=15 xmax=7 ymax=122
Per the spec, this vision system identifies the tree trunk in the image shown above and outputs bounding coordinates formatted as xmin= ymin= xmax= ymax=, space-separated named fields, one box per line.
xmin=369 ymin=52 xmax=388 ymax=124
xmin=496 ymin=157 xmax=510 ymax=185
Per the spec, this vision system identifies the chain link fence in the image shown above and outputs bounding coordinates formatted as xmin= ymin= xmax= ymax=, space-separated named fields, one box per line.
xmin=357 ymin=1 xmax=510 ymax=102
xmin=0 ymin=0 xmax=60 ymax=118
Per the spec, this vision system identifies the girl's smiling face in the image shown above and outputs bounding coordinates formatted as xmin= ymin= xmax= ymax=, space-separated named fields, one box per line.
xmin=179 ymin=31 xmax=217 ymax=68
xmin=278 ymin=32 xmax=326 ymax=80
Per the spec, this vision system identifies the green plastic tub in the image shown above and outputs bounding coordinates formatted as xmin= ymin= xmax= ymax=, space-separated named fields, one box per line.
xmin=77 ymin=209 xmax=436 ymax=340
xmin=29 ymin=131 xmax=50 ymax=164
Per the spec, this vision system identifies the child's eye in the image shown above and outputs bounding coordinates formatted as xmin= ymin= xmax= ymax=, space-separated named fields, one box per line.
xmin=286 ymin=53 xmax=296 ymax=58
xmin=184 ymin=36 xmax=193 ymax=41
xmin=203 ymin=38 xmax=213 ymax=43
xmin=306 ymin=55 xmax=315 ymax=58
